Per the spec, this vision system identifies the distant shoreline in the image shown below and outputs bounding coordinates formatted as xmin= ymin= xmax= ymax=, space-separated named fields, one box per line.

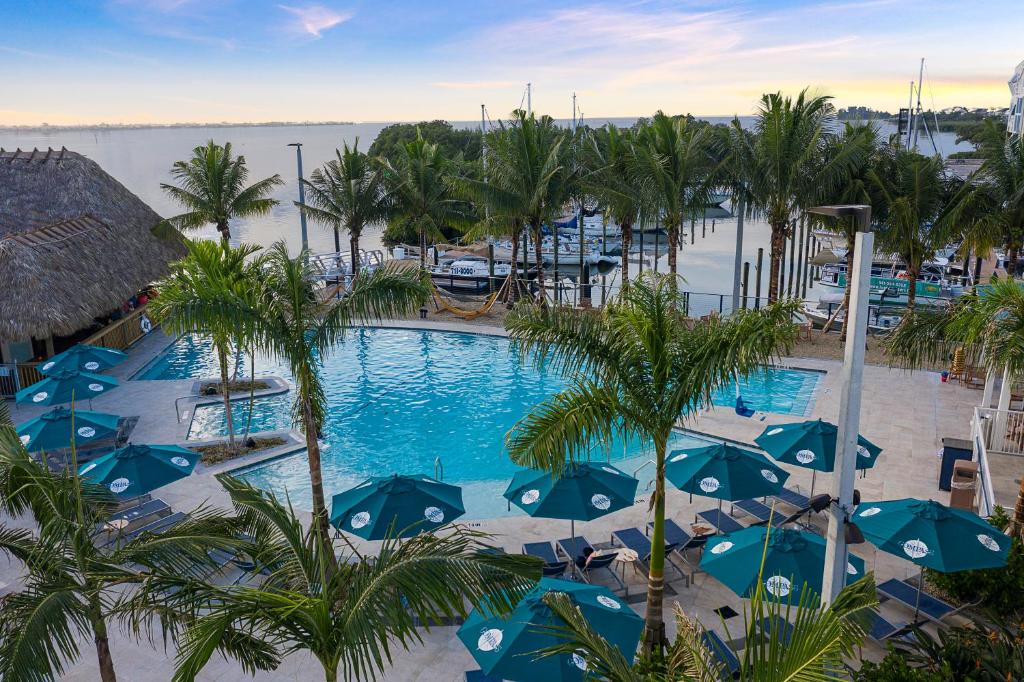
xmin=0 ymin=121 xmax=357 ymax=133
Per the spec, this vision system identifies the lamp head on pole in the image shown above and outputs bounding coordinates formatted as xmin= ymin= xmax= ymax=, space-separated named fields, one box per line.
xmin=807 ymin=204 xmax=872 ymax=233
xmin=287 ymin=142 xmax=302 ymax=148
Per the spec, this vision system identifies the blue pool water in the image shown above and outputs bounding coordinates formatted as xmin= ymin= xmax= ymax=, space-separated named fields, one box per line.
xmin=141 ymin=329 xmax=821 ymax=517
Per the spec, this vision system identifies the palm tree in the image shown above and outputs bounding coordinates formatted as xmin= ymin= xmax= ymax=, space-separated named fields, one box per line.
xmin=0 ymin=403 xmax=235 ymax=682
xmin=504 ymin=273 xmax=797 ymax=653
xmin=538 ymin=571 xmax=876 ymax=679
xmin=870 ymin=149 xmax=950 ymax=310
xmin=158 ymin=475 xmax=541 ymax=682
xmin=150 ymin=240 xmax=265 ymax=453
xmin=253 ymin=243 xmax=430 ymax=551
xmin=465 ymin=111 xmax=570 ymax=300
xmin=161 ymin=141 xmax=283 ymax=244
xmin=947 ymin=119 xmax=1024 ymax=277
xmin=886 ymin=278 xmax=1024 ymax=537
xmin=633 ymin=112 xmax=715 ymax=282
xmin=584 ymin=125 xmax=648 ymax=289
xmin=379 ymin=131 xmax=471 ymax=269
xmin=728 ymin=90 xmax=865 ymax=301
xmin=298 ymin=140 xmax=390 ymax=276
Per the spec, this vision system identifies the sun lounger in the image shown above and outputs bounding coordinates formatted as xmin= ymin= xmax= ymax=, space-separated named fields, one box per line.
xmin=555 ymin=536 xmax=625 ymax=590
xmin=657 ymin=519 xmax=710 ymax=552
xmin=772 ymin=487 xmax=811 ymax=512
xmin=757 ymin=615 xmax=793 ymax=645
xmin=523 ymin=542 xmax=559 ymax=564
xmin=697 ymin=509 xmax=745 ymax=535
xmin=866 ymin=611 xmax=912 ymax=644
xmin=555 ymin=536 xmax=593 ymax=562
xmin=611 ymin=528 xmax=688 ymax=586
xmin=877 ymin=578 xmax=962 ymax=623
xmin=702 ymin=629 xmax=740 ymax=680
xmin=731 ymin=498 xmax=790 ymax=527
xmin=465 ymin=670 xmax=504 ymax=682
xmin=109 ymin=511 xmax=187 ymax=547
xmin=110 ymin=498 xmax=170 ymax=526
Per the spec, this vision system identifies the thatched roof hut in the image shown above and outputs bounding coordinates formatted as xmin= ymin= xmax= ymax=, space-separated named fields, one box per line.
xmin=0 ymin=148 xmax=185 ymax=344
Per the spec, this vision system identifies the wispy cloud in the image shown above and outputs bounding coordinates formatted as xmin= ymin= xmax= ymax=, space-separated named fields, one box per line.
xmin=279 ymin=5 xmax=351 ymax=38
xmin=432 ymin=80 xmax=519 ymax=90
xmin=0 ymin=45 xmax=59 ymax=60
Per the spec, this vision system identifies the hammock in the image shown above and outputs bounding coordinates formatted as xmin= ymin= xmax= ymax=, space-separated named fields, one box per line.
xmin=430 ymin=279 xmax=504 ymax=320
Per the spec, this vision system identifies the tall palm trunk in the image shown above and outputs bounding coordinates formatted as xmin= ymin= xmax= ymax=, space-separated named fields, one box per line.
xmin=350 ymin=230 xmax=361 ymax=277
xmin=242 ymin=350 xmax=256 ymax=443
xmin=332 ymin=226 xmax=341 ymax=255
xmin=504 ymin=228 xmax=522 ymax=305
xmin=1007 ymin=245 xmax=1019 ymax=279
xmin=419 ymin=223 xmax=428 ymax=270
xmin=301 ymin=396 xmax=334 ymax=557
xmin=905 ymin=267 xmax=918 ymax=311
xmin=217 ymin=219 xmax=231 ymax=245
xmin=533 ymin=222 xmax=546 ymax=303
xmin=620 ymin=218 xmax=633 ymax=289
xmin=217 ymin=344 xmax=237 ymax=451
xmin=667 ymin=217 xmax=680 ymax=279
xmin=642 ymin=432 xmax=669 ymax=654
xmin=1011 ymin=481 xmax=1024 ymax=540
xmin=768 ymin=222 xmax=787 ymax=302
xmin=89 ymin=597 xmax=117 ymax=682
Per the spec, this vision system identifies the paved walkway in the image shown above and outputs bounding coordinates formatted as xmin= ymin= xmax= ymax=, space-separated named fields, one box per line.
xmin=0 ymin=321 xmax=990 ymax=681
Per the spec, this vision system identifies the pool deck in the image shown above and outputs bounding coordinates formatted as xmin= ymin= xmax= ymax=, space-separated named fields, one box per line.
xmin=0 ymin=320 xmax=993 ymax=681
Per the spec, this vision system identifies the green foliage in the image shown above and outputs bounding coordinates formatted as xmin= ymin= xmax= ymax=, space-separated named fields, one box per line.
xmin=924 ymin=507 xmax=1024 ymax=614
xmin=368 ymin=120 xmax=481 ymax=163
xmin=857 ymin=618 xmax=1024 ymax=682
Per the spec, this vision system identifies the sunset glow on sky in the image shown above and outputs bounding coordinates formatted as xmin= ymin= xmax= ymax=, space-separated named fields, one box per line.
xmin=2 ymin=0 xmax=1020 ymax=124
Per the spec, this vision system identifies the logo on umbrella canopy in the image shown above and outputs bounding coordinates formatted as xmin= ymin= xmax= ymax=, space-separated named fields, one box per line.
xmin=80 ymin=462 xmax=98 ymax=474
xmin=766 ymin=427 xmax=784 ymax=435
xmin=859 ymin=507 xmax=882 ymax=517
xmin=902 ymin=538 xmax=930 ymax=559
xmin=710 ymin=541 xmax=733 ymax=555
xmin=591 ymin=494 xmax=611 ymax=510
xmin=570 ymin=653 xmax=588 ymax=671
xmin=601 ymin=466 xmax=619 ymax=474
xmin=32 ymin=392 xmax=48 ymax=402
xmin=477 ymin=628 xmax=503 ymax=652
xmin=670 ymin=452 xmax=688 ymax=462
xmin=88 ymin=383 xmax=105 ymax=392
xmin=109 ymin=478 xmax=131 ymax=494
xmin=795 ymin=449 xmax=816 ymax=464
xmin=699 ymin=477 xmax=720 ymax=493
xmin=977 ymin=534 xmax=1001 ymax=551
xmin=765 ymin=575 xmax=791 ymax=597
xmin=760 ymin=469 xmax=778 ymax=483
xmin=596 ymin=594 xmax=621 ymax=610
xmin=170 ymin=456 xmax=191 ymax=467
xmin=77 ymin=427 xmax=96 ymax=438
xmin=350 ymin=511 xmax=371 ymax=529
xmin=424 ymin=506 xmax=444 ymax=523
xmin=857 ymin=445 xmax=871 ymax=458
xmin=847 ymin=562 xmax=859 ymax=575
xmin=520 ymin=489 xmax=540 ymax=505
xmin=84 ymin=361 xmax=100 ymax=370
xmin=41 ymin=361 xmax=55 ymax=371
xmin=19 ymin=435 xmax=30 ymax=445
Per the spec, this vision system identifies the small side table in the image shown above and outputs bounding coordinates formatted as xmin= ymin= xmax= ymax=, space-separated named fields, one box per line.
xmin=612 ymin=548 xmax=640 ymax=581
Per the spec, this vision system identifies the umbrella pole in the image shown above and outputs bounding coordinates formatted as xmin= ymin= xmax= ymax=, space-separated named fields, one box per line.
xmin=571 ymin=519 xmax=578 ymax=579
xmin=914 ymin=566 xmax=923 ymax=622
xmin=810 ymin=470 xmax=816 ymax=497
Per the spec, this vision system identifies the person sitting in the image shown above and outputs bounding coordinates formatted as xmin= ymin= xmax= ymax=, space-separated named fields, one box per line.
xmin=575 ymin=546 xmax=595 ymax=570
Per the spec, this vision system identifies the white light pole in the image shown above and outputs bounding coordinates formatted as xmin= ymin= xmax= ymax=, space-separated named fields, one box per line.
xmin=809 ymin=204 xmax=872 ymax=604
xmin=288 ymin=142 xmax=309 ymax=252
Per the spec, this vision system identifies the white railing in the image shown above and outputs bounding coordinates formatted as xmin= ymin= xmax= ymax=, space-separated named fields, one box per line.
xmin=971 ymin=408 xmax=1000 ymax=517
xmin=974 ymin=406 xmax=1024 ymax=457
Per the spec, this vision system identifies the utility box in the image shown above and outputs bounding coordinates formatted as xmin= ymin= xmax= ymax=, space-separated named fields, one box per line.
xmin=939 ymin=437 xmax=973 ymax=491
xmin=949 ymin=460 xmax=979 ymax=512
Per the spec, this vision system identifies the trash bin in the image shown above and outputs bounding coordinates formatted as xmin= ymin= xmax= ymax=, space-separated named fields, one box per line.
xmin=938 ymin=437 xmax=973 ymax=491
xmin=949 ymin=460 xmax=978 ymax=512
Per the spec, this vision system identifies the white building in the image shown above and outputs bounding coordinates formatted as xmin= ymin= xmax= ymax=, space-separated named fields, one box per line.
xmin=1010 ymin=59 xmax=1024 ymax=137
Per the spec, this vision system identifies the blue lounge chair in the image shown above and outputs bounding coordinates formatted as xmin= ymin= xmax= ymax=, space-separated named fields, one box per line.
xmin=465 ymin=670 xmax=503 ymax=682
xmin=757 ymin=615 xmax=793 ymax=645
xmin=657 ymin=519 xmax=708 ymax=551
xmin=103 ymin=511 xmax=187 ymax=548
xmin=877 ymin=578 xmax=961 ymax=623
xmin=731 ymin=498 xmax=790 ymax=527
xmin=735 ymin=396 xmax=756 ymax=418
xmin=773 ymin=487 xmax=811 ymax=512
xmin=522 ymin=541 xmax=559 ymax=564
xmin=697 ymin=508 xmax=745 ymax=534
xmin=555 ymin=536 xmax=593 ymax=563
xmin=556 ymin=537 xmax=625 ymax=591
xmin=611 ymin=528 xmax=688 ymax=586
xmin=866 ymin=612 xmax=912 ymax=644
xmin=702 ymin=629 xmax=740 ymax=679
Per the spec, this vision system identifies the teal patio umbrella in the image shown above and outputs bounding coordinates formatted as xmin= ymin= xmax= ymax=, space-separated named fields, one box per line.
xmin=755 ymin=419 xmax=883 ymax=494
xmin=854 ymin=498 xmax=1010 ymax=617
xmin=505 ymin=462 xmax=638 ymax=567
xmin=457 ymin=577 xmax=642 ymax=681
xmin=666 ymin=443 xmax=789 ymax=507
xmin=701 ymin=526 xmax=866 ymax=605
xmin=78 ymin=443 xmax=198 ymax=497
xmin=16 ymin=406 xmax=119 ymax=452
xmin=15 ymin=369 xmax=118 ymax=407
xmin=330 ymin=474 xmax=464 ymax=540
xmin=38 ymin=344 xmax=128 ymax=375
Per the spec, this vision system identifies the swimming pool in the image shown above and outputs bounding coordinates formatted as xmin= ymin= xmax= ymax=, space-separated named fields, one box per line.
xmin=144 ymin=329 xmax=821 ymax=517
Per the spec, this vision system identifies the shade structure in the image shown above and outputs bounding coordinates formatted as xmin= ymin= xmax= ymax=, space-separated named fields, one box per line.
xmin=78 ymin=443 xmax=198 ymax=497
xmin=38 ymin=344 xmax=128 ymax=375
xmin=665 ymin=443 xmax=789 ymax=502
xmin=330 ymin=474 xmax=465 ymax=540
xmin=755 ymin=419 xmax=882 ymax=472
xmin=504 ymin=462 xmax=638 ymax=521
xmin=854 ymin=498 xmax=1010 ymax=573
xmin=15 ymin=369 xmax=118 ymax=406
xmin=16 ymin=406 xmax=119 ymax=452
xmin=701 ymin=526 xmax=866 ymax=605
xmin=457 ymin=577 xmax=642 ymax=681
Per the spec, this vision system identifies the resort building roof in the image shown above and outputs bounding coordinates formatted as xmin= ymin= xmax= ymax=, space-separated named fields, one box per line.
xmin=0 ymin=148 xmax=185 ymax=343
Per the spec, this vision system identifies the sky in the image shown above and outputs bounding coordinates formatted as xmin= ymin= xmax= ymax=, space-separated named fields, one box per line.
xmin=1 ymin=0 xmax=1020 ymax=125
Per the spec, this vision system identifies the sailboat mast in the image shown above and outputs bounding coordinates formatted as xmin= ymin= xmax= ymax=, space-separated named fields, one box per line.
xmin=906 ymin=81 xmax=915 ymax=151
xmin=572 ymin=92 xmax=577 ymax=132
xmin=911 ymin=57 xmax=925 ymax=151
xmin=527 ymin=82 xmax=532 ymax=115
